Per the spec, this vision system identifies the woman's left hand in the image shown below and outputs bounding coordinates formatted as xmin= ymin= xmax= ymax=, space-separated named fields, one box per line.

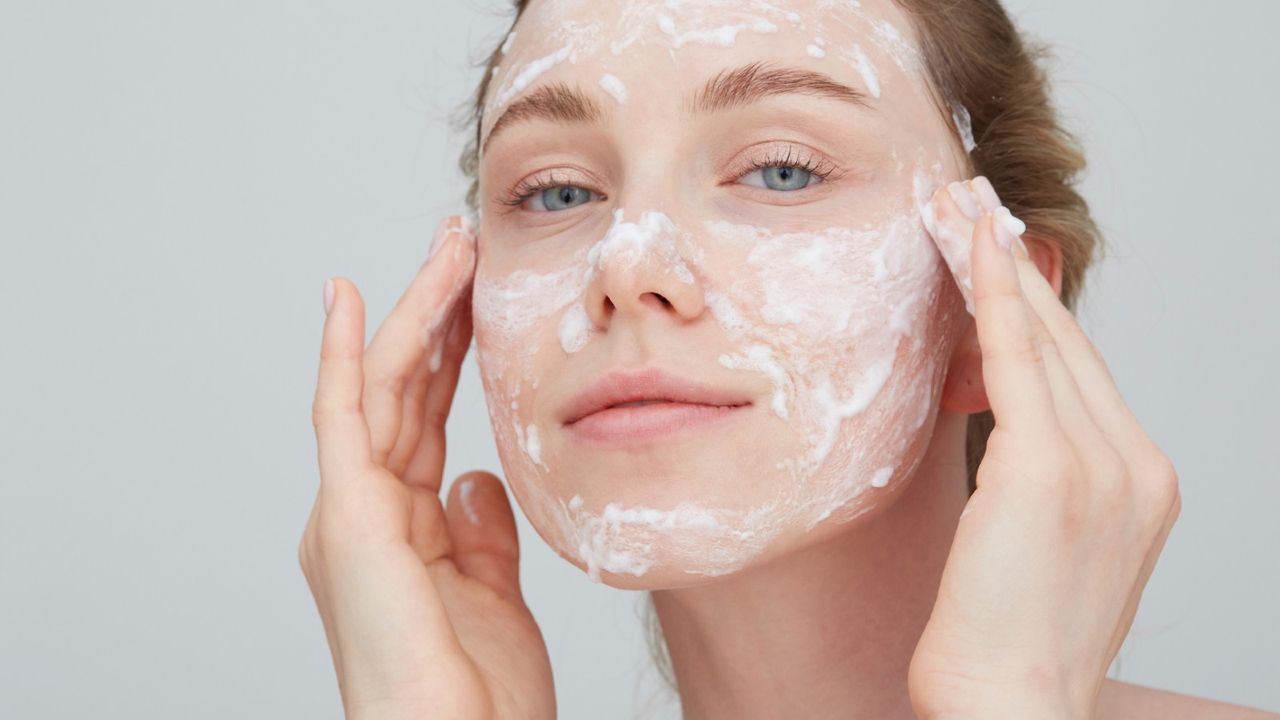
xmin=907 ymin=178 xmax=1182 ymax=720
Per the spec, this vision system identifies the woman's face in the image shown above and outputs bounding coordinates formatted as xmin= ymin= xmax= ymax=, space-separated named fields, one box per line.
xmin=472 ymin=0 xmax=971 ymax=588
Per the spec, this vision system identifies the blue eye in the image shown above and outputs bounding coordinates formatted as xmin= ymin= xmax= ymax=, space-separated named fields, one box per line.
xmin=754 ymin=165 xmax=814 ymax=191
xmin=535 ymin=185 xmax=593 ymax=211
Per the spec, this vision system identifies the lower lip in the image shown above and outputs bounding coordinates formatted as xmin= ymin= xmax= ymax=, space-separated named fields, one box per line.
xmin=565 ymin=402 xmax=751 ymax=445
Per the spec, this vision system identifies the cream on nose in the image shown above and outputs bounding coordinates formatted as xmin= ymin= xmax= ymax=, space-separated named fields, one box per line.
xmin=579 ymin=208 xmax=706 ymax=334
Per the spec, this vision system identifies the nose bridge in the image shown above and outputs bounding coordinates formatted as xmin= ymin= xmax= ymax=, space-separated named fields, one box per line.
xmin=583 ymin=208 xmax=705 ymax=327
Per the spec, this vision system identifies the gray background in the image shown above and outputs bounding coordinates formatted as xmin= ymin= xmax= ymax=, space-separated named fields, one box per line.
xmin=1 ymin=1 xmax=1276 ymax=717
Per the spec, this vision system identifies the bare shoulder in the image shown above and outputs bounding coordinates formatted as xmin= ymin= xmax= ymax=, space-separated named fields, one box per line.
xmin=1098 ymin=679 xmax=1280 ymax=719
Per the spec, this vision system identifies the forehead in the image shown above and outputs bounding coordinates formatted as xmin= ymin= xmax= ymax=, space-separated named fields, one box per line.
xmin=481 ymin=0 xmax=932 ymax=135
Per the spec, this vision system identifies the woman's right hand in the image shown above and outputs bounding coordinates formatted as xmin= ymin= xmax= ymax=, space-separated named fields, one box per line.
xmin=299 ymin=216 xmax=555 ymax=720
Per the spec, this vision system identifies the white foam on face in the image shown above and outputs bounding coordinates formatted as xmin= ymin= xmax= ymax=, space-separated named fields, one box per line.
xmin=598 ymin=73 xmax=628 ymax=104
xmin=558 ymin=301 xmax=593 ymax=353
xmin=869 ymin=466 xmax=893 ymax=488
xmin=847 ymin=44 xmax=881 ymax=98
xmin=806 ymin=44 xmax=825 ymax=58
xmin=586 ymin=208 xmax=696 ymax=285
xmin=558 ymin=494 xmax=770 ymax=582
xmin=493 ymin=44 xmax=574 ymax=109
xmin=951 ymin=102 xmax=977 ymax=153
xmin=718 ymin=344 xmax=791 ymax=419
xmin=474 ymin=263 xmax=583 ymax=364
xmin=867 ymin=18 xmax=920 ymax=74
xmin=657 ymin=13 xmax=779 ymax=48
xmin=526 ymin=424 xmax=543 ymax=465
xmin=500 ymin=29 xmax=518 ymax=55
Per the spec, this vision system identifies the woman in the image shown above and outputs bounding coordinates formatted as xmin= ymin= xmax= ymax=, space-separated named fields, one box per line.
xmin=299 ymin=0 xmax=1277 ymax=717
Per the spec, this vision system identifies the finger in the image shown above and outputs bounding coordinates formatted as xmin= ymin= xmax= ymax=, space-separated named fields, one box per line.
xmin=1007 ymin=240 xmax=1152 ymax=456
xmin=970 ymin=210 xmax=1059 ymax=434
xmin=363 ymin=216 xmax=477 ymax=467
xmin=313 ymin=277 xmax=375 ymax=485
xmin=1004 ymin=241 xmax=1121 ymax=465
xmin=445 ymin=471 xmax=525 ymax=606
xmin=403 ymin=296 xmax=475 ymax=490
xmin=385 ymin=300 xmax=463 ymax=477
xmin=926 ymin=182 xmax=980 ymax=316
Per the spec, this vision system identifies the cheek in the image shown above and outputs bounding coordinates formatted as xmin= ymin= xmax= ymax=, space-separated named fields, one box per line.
xmin=704 ymin=205 xmax=954 ymax=522
xmin=471 ymin=254 xmax=588 ymax=534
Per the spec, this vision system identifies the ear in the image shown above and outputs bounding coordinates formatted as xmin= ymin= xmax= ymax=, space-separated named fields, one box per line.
xmin=940 ymin=233 xmax=1065 ymax=414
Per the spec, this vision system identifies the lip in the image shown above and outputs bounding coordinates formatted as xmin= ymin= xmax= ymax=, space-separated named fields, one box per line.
xmin=560 ymin=367 xmax=753 ymax=444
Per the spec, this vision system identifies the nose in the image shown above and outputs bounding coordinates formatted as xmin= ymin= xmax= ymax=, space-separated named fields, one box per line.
xmin=581 ymin=209 xmax=706 ymax=330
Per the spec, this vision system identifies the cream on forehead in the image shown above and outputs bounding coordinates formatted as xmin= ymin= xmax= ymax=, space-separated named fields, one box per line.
xmin=483 ymin=0 xmax=918 ymax=126
xmin=598 ymin=73 xmax=628 ymax=104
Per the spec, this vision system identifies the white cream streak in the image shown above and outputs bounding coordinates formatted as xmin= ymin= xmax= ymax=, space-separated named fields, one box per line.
xmin=493 ymin=44 xmax=574 ymax=109
xmin=657 ymin=13 xmax=780 ymax=48
xmin=598 ymin=73 xmax=628 ymax=104
xmin=847 ymin=43 xmax=881 ymax=98
xmin=952 ymin=103 xmax=977 ymax=153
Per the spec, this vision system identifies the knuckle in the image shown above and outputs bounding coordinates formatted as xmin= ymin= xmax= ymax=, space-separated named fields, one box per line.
xmin=1134 ymin=442 xmax=1178 ymax=485
xmin=1148 ymin=457 xmax=1181 ymax=510
xmin=366 ymin=362 xmax=408 ymax=400
xmin=996 ymin=327 xmax=1045 ymax=368
xmin=311 ymin=399 xmax=328 ymax=430
xmin=423 ymin=405 xmax=451 ymax=433
xmin=1067 ymin=320 xmax=1108 ymax=366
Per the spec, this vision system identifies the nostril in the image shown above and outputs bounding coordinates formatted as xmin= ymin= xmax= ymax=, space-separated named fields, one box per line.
xmin=641 ymin=292 xmax=672 ymax=309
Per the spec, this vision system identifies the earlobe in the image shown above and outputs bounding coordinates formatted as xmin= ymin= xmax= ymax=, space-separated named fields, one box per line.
xmin=940 ymin=322 xmax=990 ymax=414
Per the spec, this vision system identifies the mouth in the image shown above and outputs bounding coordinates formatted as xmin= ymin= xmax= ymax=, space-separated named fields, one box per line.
xmin=560 ymin=367 xmax=754 ymax=445
xmin=565 ymin=399 xmax=752 ymax=444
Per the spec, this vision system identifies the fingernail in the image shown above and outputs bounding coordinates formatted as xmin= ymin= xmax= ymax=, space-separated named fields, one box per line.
xmin=459 ymin=477 xmax=482 ymax=525
xmin=971 ymin=176 xmax=1001 ymax=212
xmin=458 ymin=215 xmax=477 ymax=247
xmin=947 ymin=182 xmax=982 ymax=220
xmin=323 ymin=278 xmax=335 ymax=315
xmin=428 ymin=216 xmax=453 ymax=261
xmin=996 ymin=205 xmax=1026 ymax=236
xmin=993 ymin=207 xmax=1024 ymax=252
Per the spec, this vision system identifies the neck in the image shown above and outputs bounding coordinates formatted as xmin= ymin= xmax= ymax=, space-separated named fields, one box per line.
xmin=650 ymin=410 xmax=971 ymax=720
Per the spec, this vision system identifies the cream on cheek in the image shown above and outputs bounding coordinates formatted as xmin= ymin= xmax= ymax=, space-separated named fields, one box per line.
xmin=472 ymin=159 xmax=958 ymax=585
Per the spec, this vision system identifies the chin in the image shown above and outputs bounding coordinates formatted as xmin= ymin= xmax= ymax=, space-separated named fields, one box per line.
xmin=496 ymin=419 xmax=933 ymax=589
xmin=540 ymin=476 xmax=915 ymax=591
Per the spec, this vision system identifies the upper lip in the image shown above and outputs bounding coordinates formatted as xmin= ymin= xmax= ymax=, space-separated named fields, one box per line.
xmin=559 ymin=367 xmax=753 ymax=426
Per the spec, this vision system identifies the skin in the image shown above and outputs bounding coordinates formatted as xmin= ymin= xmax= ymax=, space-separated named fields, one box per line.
xmin=298 ymin=1 xmax=1279 ymax=718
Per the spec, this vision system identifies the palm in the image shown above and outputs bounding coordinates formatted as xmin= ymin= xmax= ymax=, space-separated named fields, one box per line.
xmin=400 ymin=481 xmax=554 ymax=719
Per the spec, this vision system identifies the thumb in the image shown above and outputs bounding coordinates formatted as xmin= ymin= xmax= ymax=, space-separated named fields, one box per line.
xmin=445 ymin=470 xmax=525 ymax=605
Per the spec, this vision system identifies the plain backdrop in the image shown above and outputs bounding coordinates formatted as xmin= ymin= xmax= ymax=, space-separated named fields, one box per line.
xmin=1 ymin=1 xmax=1277 ymax=717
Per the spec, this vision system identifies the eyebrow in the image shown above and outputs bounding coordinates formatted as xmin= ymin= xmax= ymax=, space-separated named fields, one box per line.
xmin=480 ymin=61 xmax=871 ymax=155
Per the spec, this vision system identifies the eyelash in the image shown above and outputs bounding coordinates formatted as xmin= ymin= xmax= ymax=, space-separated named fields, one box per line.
xmin=498 ymin=144 xmax=838 ymax=209
xmin=500 ymin=169 xmax=580 ymax=208
xmin=738 ymin=145 xmax=837 ymax=186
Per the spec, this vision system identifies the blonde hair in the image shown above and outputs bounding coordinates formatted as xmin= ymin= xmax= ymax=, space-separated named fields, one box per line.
xmin=453 ymin=0 xmax=1103 ymax=697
